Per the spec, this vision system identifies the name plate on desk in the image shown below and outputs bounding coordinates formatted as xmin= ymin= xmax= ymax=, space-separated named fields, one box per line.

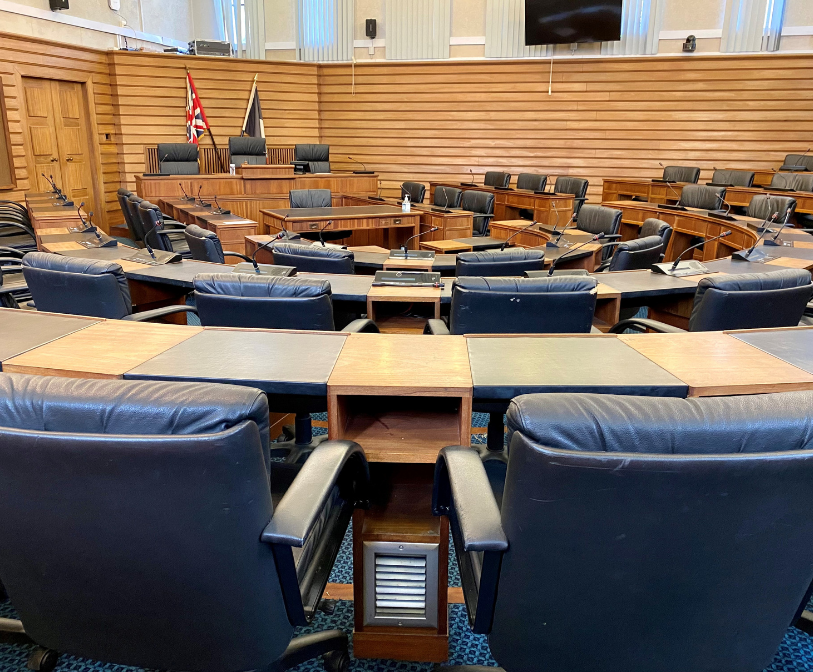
xmin=125 ymin=249 xmax=182 ymax=265
xmin=373 ymin=270 xmax=442 ymax=287
xmin=389 ymin=250 xmax=435 ymax=260
xmin=651 ymin=260 xmax=710 ymax=277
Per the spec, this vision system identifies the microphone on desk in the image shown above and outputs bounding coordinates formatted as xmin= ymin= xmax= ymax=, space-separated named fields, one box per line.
xmin=212 ymin=195 xmax=230 ymax=215
xmin=197 ymin=185 xmax=210 ymax=207
xmin=71 ymin=202 xmax=96 ymax=234
xmin=500 ymin=220 xmax=539 ymax=251
xmin=249 ymin=231 xmax=286 ymax=272
xmin=658 ymin=162 xmax=682 ymax=201
xmin=765 ymin=209 xmax=794 ymax=246
xmin=347 ymin=156 xmax=368 ymax=172
xmin=41 ymin=173 xmax=58 ymax=195
xmin=731 ymin=211 xmax=777 ymax=258
xmin=179 ymin=183 xmax=194 ymax=202
xmin=547 ymin=233 xmax=604 ymax=276
xmin=317 ymin=219 xmax=333 ymax=247
xmin=398 ymin=227 xmax=439 ymax=257
xmin=671 ymin=230 xmax=733 ymax=268
xmin=548 ymin=212 xmax=577 ymax=248
xmin=432 ymin=188 xmax=452 ymax=213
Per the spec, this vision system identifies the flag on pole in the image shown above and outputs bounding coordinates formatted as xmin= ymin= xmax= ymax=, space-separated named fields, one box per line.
xmin=186 ymin=72 xmax=209 ymax=144
xmin=241 ymin=74 xmax=265 ymax=138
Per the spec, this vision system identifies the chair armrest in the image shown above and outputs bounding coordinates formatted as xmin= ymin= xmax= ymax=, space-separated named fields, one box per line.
xmin=0 ymin=222 xmax=35 ymax=241
xmin=341 ymin=318 xmax=380 ymax=333
xmin=223 ymin=251 xmax=253 ymax=263
xmin=433 ymin=446 xmax=507 ymax=634
xmin=608 ymin=318 xmax=687 ymax=334
xmin=0 ymin=246 xmax=24 ymax=258
xmin=161 ymin=218 xmax=185 ymax=229
xmin=424 ymin=318 xmax=450 ymax=335
xmin=262 ymin=440 xmax=369 ymax=626
xmin=122 ymin=305 xmax=198 ymax=322
xmin=594 ymin=260 xmax=610 ymax=273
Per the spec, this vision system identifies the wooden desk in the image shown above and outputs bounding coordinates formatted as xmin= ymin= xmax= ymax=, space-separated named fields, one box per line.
xmin=0 ymin=309 xmax=100 ymax=369
xmin=366 ymin=285 xmax=442 ymax=332
xmin=725 ymin=186 xmax=813 ymax=215
xmin=27 ymin=201 xmax=88 ymax=231
xmin=156 ymin=199 xmax=258 ymax=254
xmin=236 ymin=164 xmax=294 ymax=178
xmin=419 ymin=240 xmax=472 ymax=254
xmin=602 ymin=178 xmax=686 ymax=204
xmin=488 ymin=220 xmax=602 ymax=271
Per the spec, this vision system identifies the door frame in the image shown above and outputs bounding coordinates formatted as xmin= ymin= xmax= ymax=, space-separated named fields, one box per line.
xmin=15 ymin=65 xmax=106 ymax=229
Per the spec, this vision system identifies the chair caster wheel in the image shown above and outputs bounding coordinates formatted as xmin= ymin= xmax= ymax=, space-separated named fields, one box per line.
xmin=279 ymin=425 xmax=295 ymax=442
xmin=318 ymin=599 xmax=337 ymax=615
xmin=27 ymin=648 xmax=58 ymax=672
xmin=323 ymin=649 xmax=350 ymax=672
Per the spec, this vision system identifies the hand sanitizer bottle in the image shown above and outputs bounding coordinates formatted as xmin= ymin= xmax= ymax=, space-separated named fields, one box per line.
xmin=402 ymin=193 xmax=410 ymax=213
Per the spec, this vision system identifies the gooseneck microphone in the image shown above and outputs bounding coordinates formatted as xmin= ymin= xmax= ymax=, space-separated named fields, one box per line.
xmin=672 ymin=230 xmax=733 ymax=269
xmin=500 ymin=220 xmax=538 ymax=251
xmin=548 ymin=212 xmax=577 ymax=247
xmin=398 ymin=227 xmax=440 ymax=257
xmin=732 ymin=213 xmax=777 ymax=261
xmin=317 ymin=219 xmax=333 ymax=247
xmin=348 ymin=156 xmax=366 ymax=171
xmin=765 ymin=209 xmax=794 ymax=246
xmin=197 ymin=185 xmax=210 ymax=207
xmin=658 ymin=162 xmax=682 ymax=201
xmin=249 ymin=231 xmax=286 ymax=272
xmin=547 ymin=233 xmax=605 ymax=276
xmin=41 ymin=173 xmax=58 ymax=195
xmin=179 ymin=183 xmax=194 ymax=202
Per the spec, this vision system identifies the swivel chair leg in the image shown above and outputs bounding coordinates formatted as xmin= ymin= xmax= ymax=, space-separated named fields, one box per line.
xmin=272 ymin=630 xmax=350 ymax=672
xmin=272 ymin=413 xmax=328 ymax=465
xmin=796 ymin=610 xmax=813 ymax=636
xmin=486 ymin=412 xmax=505 ymax=452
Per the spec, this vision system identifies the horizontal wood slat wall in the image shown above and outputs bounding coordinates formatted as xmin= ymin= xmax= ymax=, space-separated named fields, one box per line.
xmin=317 ymin=55 xmax=813 ymax=201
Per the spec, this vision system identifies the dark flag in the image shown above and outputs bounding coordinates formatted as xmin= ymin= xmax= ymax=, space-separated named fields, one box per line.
xmin=241 ymin=74 xmax=265 ymax=138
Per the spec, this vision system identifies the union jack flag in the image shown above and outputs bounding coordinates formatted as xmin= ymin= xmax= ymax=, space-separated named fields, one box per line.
xmin=186 ymin=72 xmax=209 ymax=144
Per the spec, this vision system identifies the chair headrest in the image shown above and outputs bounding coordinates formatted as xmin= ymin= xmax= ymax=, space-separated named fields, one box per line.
xmin=696 ymin=269 xmax=811 ymax=299
xmin=157 ymin=143 xmax=199 ymax=163
xmin=662 ymin=165 xmax=701 ymax=183
xmin=454 ymin=275 xmax=597 ymax=293
xmin=460 ymin=190 xmax=495 ymax=214
xmin=507 ymin=391 xmax=813 ymax=455
xmin=458 ymin=248 xmax=544 ymax=264
xmin=117 ymin=188 xmax=132 ymax=197
xmin=577 ymin=204 xmax=622 ymax=233
xmin=127 ymin=194 xmax=142 ymax=203
xmin=228 ymin=136 xmax=266 ymax=155
xmin=295 ymin=143 xmax=329 ymax=161
xmin=617 ymin=235 xmax=664 ymax=253
xmin=711 ymin=169 xmax=755 ymax=187
xmin=22 ymin=251 xmax=124 ymax=277
xmin=554 ymin=176 xmax=589 ymax=197
xmin=194 ymin=273 xmax=332 ymax=298
xmin=272 ymin=242 xmax=353 ymax=260
xmin=516 ymin=173 xmax=546 ymax=191
xmin=0 ymin=373 xmax=270 ymax=457
xmin=641 ymin=218 xmax=670 ymax=236
xmin=185 ymin=224 xmax=217 ymax=241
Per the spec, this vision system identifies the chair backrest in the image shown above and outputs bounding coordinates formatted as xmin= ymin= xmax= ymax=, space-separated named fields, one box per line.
xmin=689 ymin=269 xmax=812 ymax=331
xmin=185 ymin=224 xmax=225 ymax=263
xmin=576 ymin=204 xmax=622 ymax=237
xmin=22 ymin=252 xmax=132 ymax=319
xmin=460 ymin=190 xmax=496 ymax=235
xmin=294 ymin=144 xmax=330 ymax=173
xmin=747 ymin=194 xmax=797 ymax=223
xmin=401 ymin=182 xmax=426 ymax=203
xmin=710 ymin=169 xmax=755 ymax=187
xmin=554 ymin=176 xmax=589 ymax=217
xmin=678 ymin=184 xmax=725 ymax=210
xmin=116 ymin=188 xmax=138 ymax=239
xmin=496 ymin=390 xmax=813 ymax=672
xmin=662 ymin=165 xmax=700 ymax=183
xmin=289 ymin=189 xmax=332 ymax=209
xmin=434 ymin=186 xmax=462 ymax=208
xmin=639 ymin=217 xmax=672 ymax=252
xmin=783 ymin=153 xmax=813 ymax=171
xmin=194 ymin=273 xmax=335 ymax=330
xmin=484 ymin=171 xmax=510 ymax=188
xmin=126 ymin=194 xmax=146 ymax=240
xmin=157 ymin=143 xmax=199 ymax=175
xmin=792 ymin=173 xmax=813 ymax=193
xmin=607 ymin=235 xmax=664 ymax=272
xmin=456 ymin=248 xmax=545 ymax=277
xmin=516 ymin=173 xmax=547 ymax=192
xmin=448 ymin=276 xmax=597 ymax=335
xmin=271 ymin=242 xmax=354 ymax=274
xmin=0 ymin=372 xmax=294 ymax=672
xmin=229 ymin=136 xmax=267 ymax=166
xmin=137 ymin=201 xmax=173 ymax=251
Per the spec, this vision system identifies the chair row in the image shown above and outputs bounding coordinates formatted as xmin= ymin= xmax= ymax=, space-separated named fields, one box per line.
xmin=156 ymin=142 xmax=334 ymax=175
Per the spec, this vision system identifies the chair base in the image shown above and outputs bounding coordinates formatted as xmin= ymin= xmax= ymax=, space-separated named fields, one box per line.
xmin=271 ymin=630 xmax=350 ymax=672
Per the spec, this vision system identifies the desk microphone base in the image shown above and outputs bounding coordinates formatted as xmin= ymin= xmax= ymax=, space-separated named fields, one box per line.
xmin=125 ymin=249 xmax=182 ymax=265
xmin=77 ymin=237 xmax=117 ymax=249
xmin=232 ymin=262 xmax=295 ymax=277
xmin=651 ymin=260 xmax=710 ymax=276
xmin=731 ymin=248 xmax=778 ymax=263
xmin=353 ymin=170 xmax=375 ymax=174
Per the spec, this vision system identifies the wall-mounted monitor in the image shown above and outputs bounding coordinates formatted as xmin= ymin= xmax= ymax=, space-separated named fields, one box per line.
xmin=525 ymin=0 xmax=623 ymax=45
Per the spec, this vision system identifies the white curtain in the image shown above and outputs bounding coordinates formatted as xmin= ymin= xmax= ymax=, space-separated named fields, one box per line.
xmin=386 ymin=0 xmax=451 ymax=60
xmin=296 ymin=0 xmax=354 ymax=62
xmin=601 ymin=0 xmax=664 ymax=56
xmin=485 ymin=0 xmax=550 ymax=58
xmin=721 ymin=0 xmax=786 ymax=52
xmin=220 ymin=0 xmax=265 ymax=58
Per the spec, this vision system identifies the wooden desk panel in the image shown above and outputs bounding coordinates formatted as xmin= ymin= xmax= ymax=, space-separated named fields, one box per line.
xmin=602 ymin=178 xmax=686 ymax=205
xmin=724 ymin=186 xmax=813 ymax=215
xmin=618 ymin=332 xmax=813 ymax=396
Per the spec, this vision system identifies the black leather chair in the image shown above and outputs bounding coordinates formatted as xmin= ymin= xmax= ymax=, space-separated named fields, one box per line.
xmin=747 ymin=194 xmax=797 ymax=224
xmin=0 ymin=246 xmax=28 ymax=308
xmin=781 ymin=153 xmax=813 ymax=172
xmin=662 ymin=165 xmax=700 ymax=183
xmin=21 ymin=252 xmax=197 ymax=322
xmin=289 ymin=189 xmax=332 ymax=209
xmin=460 ymin=190 xmax=495 ymax=236
xmin=553 ymin=176 xmax=589 ymax=218
xmin=0 ymin=372 xmax=367 ymax=672
xmin=678 ymin=184 xmax=725 ymax=211
xmin=596 ymin=235 xmax=664 ymax=272
xmin=770 ymin=171 xmax=801 ymax=190
xmin=433 ymin=389 xmax=813 ymax=672
xmin=184 ymin=224 xmax=253 ymax=264
xmin=292 ymin=144 xmax=330 ymax=174
xmin=794 ymin=174 xmax=813 ymax=192
xmin=484 ymin=171 xmax=510 ymax=188
xmin=401 ymin=182 xmax=426 ymax=203
xmin=228 ymin=136 xmax=267 ymax=166
xmin=157 ymin=143 xmax=199 ymax=175
xmin=576 ymin=204 xmax=622 ymax=260
xmin=709 ymin=169 xmax=755 ymax=187
xmin=455 ymin=249 xmax=544 ymax=277
xmin=0 ymin=200 xmax=37 ymax=253
xmin=434 ymin=186 xmax=462 ymax=209
xmin=639 ymin=218 xmax=672 ymax=261
xmin=516 ymin=173 xmax=547 ymax=192
xmin=124 ymin=194 xmax=147 ymax=241
xmin=116 ymin=189 xmax=142 ymax=244
xmin=425 ymin=276 xmax=597 ymax=335
xmin=271 ymin=242 xmax=354 ymax=274
xmin=138 ymin=201 xmax=192 ymax=258
xmin=610 ymin=269 xmax=813 ymax=333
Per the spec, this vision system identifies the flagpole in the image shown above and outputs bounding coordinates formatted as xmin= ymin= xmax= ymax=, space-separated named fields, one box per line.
xmin=241 ymin=74 xmax=259 ymax=136
xmin=188 ymin=67 xmax=227 ymax=173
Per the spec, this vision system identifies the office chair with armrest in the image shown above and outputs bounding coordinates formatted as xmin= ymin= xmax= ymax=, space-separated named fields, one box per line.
xmin=747 ymin=194 xmax=797 ymax=224
xmin=401 ymin=182 xmax=426 ymax=203
xmin=116 ymin=189 xmax=142 ymax=245
xmin=678 ymin=184 xmax=725 ymax=211
xmin=781 ymin=153 xmax=813 ymax=172
xmin=157 ymin=143 xmax=199 ymax=175
xmin=639 ymin=217 xmax=672 ymax=251
xmin=289 ymin=189 xmax=332 ymax=209
xmin=791 ymin=173 xmax=813 ymax=193
xmin=709 ymin=169 xmax=755 ymax=187
xmin=138 ymin=201 xmax=192 ymax=259
xmin=516 ymin=173 xmax=547 ymax=192
xmin=0 ymin=372 xmax=368 ymax=672
xmin=21 ymin=252 xmax=197 ymax=322
xmin=662 ymin=165 xmax=700 ymax=183
xmin=576 ymin=204 xmax=622 ymax=260
xmin=595 ymin=235 xmax=664 ymax=273
xmin=184 ymin=224 xmax=253 ymax=264
xmin=0 ymin=201 xmax=37 ymax=253
xmin=460 ymin=190 xmax=495 ymax=236
xmin=484 ymin=171 xmax=511 ymax=188
xmin=769 ymin=172 xmax=801 ymax=190
xmin=553 ymin=176 xmax=589 ymax=219
xmin=609 ymin=269 xmax=813 ymax=334
xmin=272 ymin=242 xmax=354 ymax=274
xmin=229 ymin=136 xmax=267 ymax=166
xmin=433 ymin=389 xmax=813 ymax=672
xmin=434 ymin=186 xmax=463 ymax=209
xmin=0 ymin=248 xmax=27 ymax=309
xmin=455 ymin=249 xmax=545 ymax=277
xmin=292 ymin=144 xmax=330 ymax=174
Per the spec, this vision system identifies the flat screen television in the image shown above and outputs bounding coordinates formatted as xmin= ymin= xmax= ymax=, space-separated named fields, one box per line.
xmin=525 ymin=0 xmax=623 ymax=45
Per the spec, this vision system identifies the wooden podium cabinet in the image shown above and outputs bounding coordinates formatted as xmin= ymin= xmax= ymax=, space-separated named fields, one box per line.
xmin=327 ymin=333 xmax=473 ymax=662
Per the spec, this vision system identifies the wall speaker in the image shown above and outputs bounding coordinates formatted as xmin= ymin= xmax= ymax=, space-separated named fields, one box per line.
xmin=49 ymin=0 xmax=69 ymax=11
xmin=365 ymin=18 xmax=377 ymax=40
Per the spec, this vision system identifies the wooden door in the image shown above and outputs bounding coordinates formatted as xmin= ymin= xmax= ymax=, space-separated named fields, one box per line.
xmin=22 ymin=78 xmax=94 ymax=211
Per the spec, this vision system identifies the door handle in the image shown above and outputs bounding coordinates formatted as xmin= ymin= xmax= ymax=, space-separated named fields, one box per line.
xmin=50 ymin=157 xmax=58 ymax=162
xmin=66 ymin=157 xmax=74 ymax=162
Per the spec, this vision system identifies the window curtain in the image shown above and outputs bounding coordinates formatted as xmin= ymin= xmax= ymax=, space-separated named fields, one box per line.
xmin=386 ymin=0 xmax=451 ymax=60
xmin=296 ymin=0 xmax=354 ymax=62
xmin=220 ymin=0 xmax=265 ymax=59
xmin=485 ymin=0 xmax=551 ymax=58
xmin=721 ymin=0 xmax=786 ymax=52
xmin=601 ymin=0 xmax=664 ymax=56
